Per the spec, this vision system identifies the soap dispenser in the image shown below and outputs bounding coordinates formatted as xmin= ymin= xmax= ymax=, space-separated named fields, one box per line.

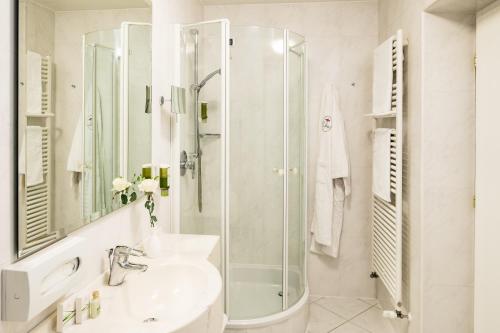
xmin=89 ymin=290 xmax=101 ymax=319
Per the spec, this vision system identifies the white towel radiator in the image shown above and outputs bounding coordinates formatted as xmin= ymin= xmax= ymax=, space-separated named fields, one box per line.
xmin=20 ymin=55 xmax=58 ymax=257
xmin=366 ymin=30 xmax=405 ymax=309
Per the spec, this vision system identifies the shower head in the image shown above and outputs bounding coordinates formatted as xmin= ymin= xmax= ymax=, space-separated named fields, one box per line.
xmin=193 ymin=68 xmax=221 ymax=92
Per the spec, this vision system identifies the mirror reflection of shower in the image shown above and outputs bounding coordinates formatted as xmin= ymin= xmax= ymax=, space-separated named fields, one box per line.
xmin=83 ymin=30 xmax=121 ymax=221
xmin=182 ymin=28 xmax=221 ymax=213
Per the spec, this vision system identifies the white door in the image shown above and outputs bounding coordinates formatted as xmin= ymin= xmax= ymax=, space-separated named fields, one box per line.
xmin=475 ymin=1 xmax=500 ymax=331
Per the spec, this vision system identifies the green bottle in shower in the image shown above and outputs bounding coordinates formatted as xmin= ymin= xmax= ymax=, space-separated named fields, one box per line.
xmin=200 ymin=101 xmax=208 ymax=123
xmin=159 ymin=165 xmax=170 ymax=197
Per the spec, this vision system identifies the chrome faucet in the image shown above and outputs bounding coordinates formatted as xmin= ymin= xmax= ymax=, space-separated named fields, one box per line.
xmin=108 ymin=246 xmax=148 ymax=286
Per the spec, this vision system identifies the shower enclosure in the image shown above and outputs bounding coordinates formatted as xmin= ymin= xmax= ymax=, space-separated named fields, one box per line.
xmin=83 ymin=29 xmax=121 ymax=221
xmin=176 ymin=20 xmax=307 ymax=329
xmin=82 ymin=23 xmax=152 ymax=222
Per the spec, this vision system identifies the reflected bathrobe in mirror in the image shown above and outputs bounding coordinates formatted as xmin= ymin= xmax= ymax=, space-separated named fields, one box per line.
xmin=310 ymin=84 xmax=350 ymax=258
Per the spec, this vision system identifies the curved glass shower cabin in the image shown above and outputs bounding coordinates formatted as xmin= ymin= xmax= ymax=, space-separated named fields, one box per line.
xmin=177 ymin=20 xmax=307 ymax=324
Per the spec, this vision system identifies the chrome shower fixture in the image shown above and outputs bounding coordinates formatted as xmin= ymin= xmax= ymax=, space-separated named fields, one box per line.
xmin=192 ymin=69 xmax=221 ymax=93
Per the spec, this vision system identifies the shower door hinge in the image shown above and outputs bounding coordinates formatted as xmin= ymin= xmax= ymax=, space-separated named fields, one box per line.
xmin=473 ymin=195 xmax=476 ymax=209
xmin=474 ymin=55 xmax=477 ymax=69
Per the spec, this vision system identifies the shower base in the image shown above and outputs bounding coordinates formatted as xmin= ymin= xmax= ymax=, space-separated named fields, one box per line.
xmin=226 ymin=265 xmax=309 ymax=333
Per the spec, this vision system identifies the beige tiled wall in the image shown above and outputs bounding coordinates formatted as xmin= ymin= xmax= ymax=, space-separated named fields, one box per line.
xmin=420 ymin=11 xmax=475 ymax=333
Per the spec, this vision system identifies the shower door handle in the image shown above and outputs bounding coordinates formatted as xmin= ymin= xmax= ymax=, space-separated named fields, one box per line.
xmin=272 ymin=168 xmax=285 ymax=176
xmin=289 ymin=168 xmax=298 ymax=175
xmin=145 ymin=85 xmax=152 ymax=114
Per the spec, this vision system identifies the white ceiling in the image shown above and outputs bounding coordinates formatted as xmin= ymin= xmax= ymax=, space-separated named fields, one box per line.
xmin=426 ymin=0 xmax=497 ymax=13
xmin=200 ymin=0 xmax=362 ymax=4
xmin=33 ymin=0 xmax=151 ymax=11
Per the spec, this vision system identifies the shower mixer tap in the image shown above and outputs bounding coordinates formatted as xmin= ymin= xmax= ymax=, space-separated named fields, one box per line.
xmin=180 ymin=150 xmax=197 ymax=179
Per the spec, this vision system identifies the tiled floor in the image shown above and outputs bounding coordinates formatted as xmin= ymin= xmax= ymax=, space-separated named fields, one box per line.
xmin=307 ymin=296 xmax=396 ymax=333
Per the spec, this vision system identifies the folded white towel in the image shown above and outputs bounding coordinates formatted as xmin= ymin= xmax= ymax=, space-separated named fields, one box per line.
xmin=373 ymin=128 xmax=392 ymax=202
xmin=310 ymin=84 xmax=351 ymax=258
xmin=27 ymin=51 xmax=42 ymax=116
xmin=67 ymin=112 xmax=84 ymax=173
xmin=23 ymin=126 xmax=44 ymax=186
xmin=372 ymin=36 xmax=395 ymax=115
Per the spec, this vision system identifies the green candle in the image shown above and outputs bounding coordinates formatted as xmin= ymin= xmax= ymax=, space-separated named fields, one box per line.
xmin=159 ymin=165 xmax=170 ymax=197
xmin=142 ymin=164 xmax=152 ymax=179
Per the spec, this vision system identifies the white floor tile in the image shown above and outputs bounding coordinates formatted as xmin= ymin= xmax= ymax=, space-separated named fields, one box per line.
xmin=350 ymin=306 xmax=395 ymax=333
xmin=331 ymin=322 xmax=370 ymax=333
xmin=308 ymin=303 xmax=347 ymax=333
xmin=309 ymin=295 xmax=322 ymax=303
xmin=357 ymin=297 xmax=378 ymax=306
xmin=316 ymin=297 xmax=373 ymax=320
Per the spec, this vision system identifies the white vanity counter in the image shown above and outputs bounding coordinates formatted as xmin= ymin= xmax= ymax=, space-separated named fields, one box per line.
xmin=34 ymin=233 xmax=223 ymax=333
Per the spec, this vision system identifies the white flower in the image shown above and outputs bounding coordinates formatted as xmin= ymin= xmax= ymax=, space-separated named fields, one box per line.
xmin=112 ymin=177 xmax=131 ymax=192
xmin=138 ymin=179 xmax=158 ymax=194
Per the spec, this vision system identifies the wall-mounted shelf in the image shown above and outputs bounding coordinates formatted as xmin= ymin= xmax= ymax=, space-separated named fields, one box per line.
xmin=26 ymin=113 xmax=55 ymax=118
xmin=364 ymin=111 xmax=397 ymax=118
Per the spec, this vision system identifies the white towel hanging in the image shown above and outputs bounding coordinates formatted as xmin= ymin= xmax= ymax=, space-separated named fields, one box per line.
xmin=26 ymin=51 xmax=42 ymax=116
xmin=67 ymin=112 xmax=84 ymax=173
xmin=373 ymin=128 xmax=392 ymax=202
xmin=24 ymin=126 xmax=44 ymax=186
xmin=372 ymin=36 xmax=395 ymax=115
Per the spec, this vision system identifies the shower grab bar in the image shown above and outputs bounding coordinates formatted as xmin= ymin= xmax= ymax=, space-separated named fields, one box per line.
xmin=199 ymin=133 xmax=221 ymax=138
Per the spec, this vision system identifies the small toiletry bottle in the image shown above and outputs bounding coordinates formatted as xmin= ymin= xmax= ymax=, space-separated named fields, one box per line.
xmin=89 ymin=290 xmax=101 ymax=319
xmin=159 ymin=165 xmax=170 ymax=197
xmin=200 ymin=102 xmax=208 ymax=123
xmin=142 ymin=163 xmax=153 ymax=179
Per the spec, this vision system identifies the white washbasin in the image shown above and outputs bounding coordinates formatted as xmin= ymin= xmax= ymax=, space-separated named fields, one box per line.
xmin=124 ymin=260 xmax=220 ymax=325
xmin=65 ymin=238 xmax=223 ymax=333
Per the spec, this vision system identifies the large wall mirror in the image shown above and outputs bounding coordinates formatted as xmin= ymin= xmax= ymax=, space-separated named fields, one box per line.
xmin=17 ymin=0 xmax=152 ymax=258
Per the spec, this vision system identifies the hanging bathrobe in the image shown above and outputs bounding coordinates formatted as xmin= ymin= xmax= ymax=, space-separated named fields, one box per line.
xmin=310 ymin=84 xmax=350 ymax=258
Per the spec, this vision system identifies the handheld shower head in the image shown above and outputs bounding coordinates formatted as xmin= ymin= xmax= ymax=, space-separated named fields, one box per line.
xmin=193 ymin=68 xmax=221 ymax=92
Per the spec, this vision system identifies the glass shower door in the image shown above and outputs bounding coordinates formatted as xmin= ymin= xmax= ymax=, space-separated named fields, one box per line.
xmin=287 ymin=32 xmax=306 ymax=308
xmin=123 ymin=23 xmax=152 ymax=180
xmin=82 ymin=30 xmax=121 ymax=222
xmin=177 ymin=23 xmax=307 ymax=322
xmin=178 ymin=20 xmax=229 ymax=268
xmin=228 ymin=26 xmax=285 ymax=320
xmin=178 ymin=20 xmax=228 ymax=237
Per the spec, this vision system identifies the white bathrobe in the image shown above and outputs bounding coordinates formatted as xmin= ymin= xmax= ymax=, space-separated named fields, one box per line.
xmin=67 ymin=112 xmax=84 ymax=173
xmin=310 ymin=84 xmax=350 ymax=258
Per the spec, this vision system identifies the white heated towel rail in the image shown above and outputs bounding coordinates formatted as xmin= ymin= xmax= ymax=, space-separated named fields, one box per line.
xmin=41 ymin=57 xmax=51 ymax=115
xmin=367 ymin=30 xmax=405 ymax=309
xmin=21 ymin=55 xmax=57 ymax=257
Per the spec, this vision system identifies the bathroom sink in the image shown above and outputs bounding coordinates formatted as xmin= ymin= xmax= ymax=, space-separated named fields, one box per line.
xmin=65 ymin=250 xmax=223 ymax=333
xmin=124 ymin=259 xmax=220 ymax=325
